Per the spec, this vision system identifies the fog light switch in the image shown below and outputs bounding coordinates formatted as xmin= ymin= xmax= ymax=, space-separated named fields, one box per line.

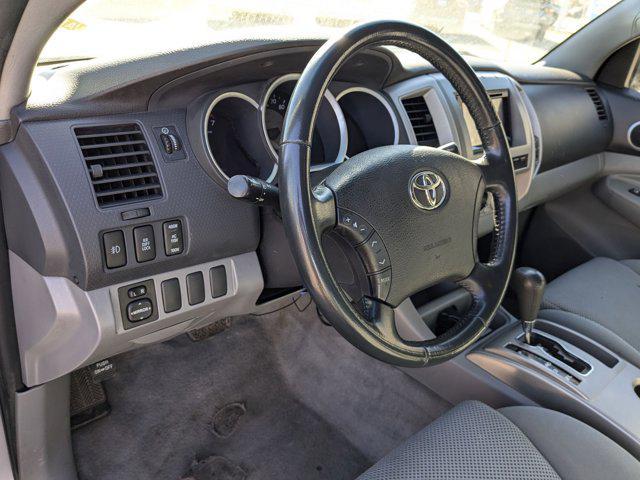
xmin=103 ymin=230 xmax=126 ymax=268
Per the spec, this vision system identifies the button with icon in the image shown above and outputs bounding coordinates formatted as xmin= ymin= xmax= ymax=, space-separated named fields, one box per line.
xmin=163 ymin=220 xmax=184 ymax=256
xmin=357 ymin=232 xmax=390 ymax=274
xmin=103 ymin=230 xmax=127 ymax=268
xmin=336 ymin=209 xmax=373 ymax=246
xmin=133 ymin=225 xmax=156 ymax=263
xmin=368 ymin=269 xmax=392 ymax=301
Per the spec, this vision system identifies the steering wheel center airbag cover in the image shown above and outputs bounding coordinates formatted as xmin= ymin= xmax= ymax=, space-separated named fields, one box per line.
xmin=325 ymin=145 xmax=483 ymax=306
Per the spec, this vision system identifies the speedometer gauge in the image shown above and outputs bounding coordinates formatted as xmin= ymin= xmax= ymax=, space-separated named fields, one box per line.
xmin=264 ymin=90 xmax=289 ymax=151
xmin=261 ymin=74 xmax=348 ymax=169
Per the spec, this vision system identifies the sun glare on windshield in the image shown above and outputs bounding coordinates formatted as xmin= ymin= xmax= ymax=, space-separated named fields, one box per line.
xmin=39 ymin=0 xmax=620 ymax=65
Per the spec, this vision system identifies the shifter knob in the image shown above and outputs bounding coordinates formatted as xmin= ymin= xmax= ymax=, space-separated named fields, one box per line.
xmin=511 ymin=267 xmax=546 ymax=344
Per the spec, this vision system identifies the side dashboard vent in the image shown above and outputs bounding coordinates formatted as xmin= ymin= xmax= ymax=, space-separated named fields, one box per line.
xmin=74 ymin=124 xmax=163 ymax=207
xmin=401 ymin=95 xmax=440 ymax=147
xmin=585 ymin=88 xmax=608 ymax=121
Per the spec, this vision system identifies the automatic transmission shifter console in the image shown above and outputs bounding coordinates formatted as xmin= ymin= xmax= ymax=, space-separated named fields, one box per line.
xmin=508 ymin=267 xmax=592 ymax=376
xmin=510 ymin=267 xmax=546 ymax=344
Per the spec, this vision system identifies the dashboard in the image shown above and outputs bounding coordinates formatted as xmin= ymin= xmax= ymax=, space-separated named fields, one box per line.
xmin=1 ymin=41 xmax=614 ymax=387
xmin=189 ymin=70 xmax=540 ymax=204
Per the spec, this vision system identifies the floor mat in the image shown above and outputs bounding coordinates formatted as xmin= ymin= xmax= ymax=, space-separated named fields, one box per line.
xmin=72 ymin=303 xmax=450 ymax=480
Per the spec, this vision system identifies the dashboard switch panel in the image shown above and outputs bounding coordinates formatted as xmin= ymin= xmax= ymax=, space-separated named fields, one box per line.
xmin=128 ymin=285 xmax=147 ymax=298
xmin=161 ymin=278 xmax=182 ymax=313
xmin=210 ymin=265 xmax=227 ymax=298
xmin=163 ymin=220 xmax=184 ymax=256
xmin=117 ymin=279 xmax=158 ymax=329
xmin=133 ymin=225 xmax=156 ymax=263
xmin=103 ymin=230 xmax=127 ymax=268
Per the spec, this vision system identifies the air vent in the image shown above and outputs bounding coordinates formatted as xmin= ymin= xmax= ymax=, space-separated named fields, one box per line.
xmin=401 ymin=95 xmax=439 ymax=147
xmin=74 ymin=124 xmax=163 ymax=208
xmin=585 ymin=88 xmax=608 ymax=121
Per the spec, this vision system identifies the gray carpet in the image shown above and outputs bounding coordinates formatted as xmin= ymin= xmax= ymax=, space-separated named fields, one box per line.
xmin=73 ymin=300 xmax=451 ymax=480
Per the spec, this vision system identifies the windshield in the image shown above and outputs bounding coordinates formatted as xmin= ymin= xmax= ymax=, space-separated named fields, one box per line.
xmin=39 ymin=0 xmax=620 ymax=65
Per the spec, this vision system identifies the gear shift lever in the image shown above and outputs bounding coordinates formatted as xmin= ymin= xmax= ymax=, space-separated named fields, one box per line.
xmin=511 ymin=267 xmax=546 ymax=344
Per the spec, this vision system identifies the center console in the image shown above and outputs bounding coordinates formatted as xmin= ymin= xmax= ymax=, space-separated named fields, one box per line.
xmin=398 ymin=266 xmax=640 ymax=460
xmin=472 ymin=267 xmax=640 ymax=457
xmin=469 ymin=319 xmax=640 ymax=459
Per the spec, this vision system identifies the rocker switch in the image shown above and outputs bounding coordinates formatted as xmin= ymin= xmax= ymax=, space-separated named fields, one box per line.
xmin=163 ymin=220 xmax=184 ymax=256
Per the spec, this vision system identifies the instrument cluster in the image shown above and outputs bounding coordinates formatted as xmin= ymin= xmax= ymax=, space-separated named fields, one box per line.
xmin=200 ymin=74 xmax=399 ymax=184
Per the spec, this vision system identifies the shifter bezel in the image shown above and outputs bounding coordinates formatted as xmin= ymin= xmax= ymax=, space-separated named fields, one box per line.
xmin=467 ymin=318 xmax=640 ymax=459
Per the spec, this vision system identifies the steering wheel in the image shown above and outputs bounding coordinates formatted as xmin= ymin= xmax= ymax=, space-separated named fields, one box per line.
xmin=278 ymin=21 xmax=517 ymax=367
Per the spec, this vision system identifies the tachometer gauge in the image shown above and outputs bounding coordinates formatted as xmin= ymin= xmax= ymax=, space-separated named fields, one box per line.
xmin=204 ymin=92 xmax=277 ymax=183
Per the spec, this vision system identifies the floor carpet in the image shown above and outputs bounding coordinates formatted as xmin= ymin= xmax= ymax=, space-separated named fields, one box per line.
xmin=73 ymin=299 xmax=450 ymax=479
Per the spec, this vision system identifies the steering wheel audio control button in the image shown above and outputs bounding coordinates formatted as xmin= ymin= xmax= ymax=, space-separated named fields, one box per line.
xmin=336 ymin=209 xmax=373 ymax=245
xmin=369 ymin=269 xmax=392 ymax=301
xmin=357 ymin=233 xmax=390 ymax=273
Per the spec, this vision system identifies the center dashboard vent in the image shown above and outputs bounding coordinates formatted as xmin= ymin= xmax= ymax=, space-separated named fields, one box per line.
xmin=74 ymin=124 xmax=163 ymax=208
xmin=585 ymin=88 xmax=608 ymax=121
xmin=401 ymin=95 xmax=440 ymax=147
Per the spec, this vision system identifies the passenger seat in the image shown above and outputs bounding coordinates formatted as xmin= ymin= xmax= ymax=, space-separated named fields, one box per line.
xmin=539 ymin=257 xmax=640 ymax=368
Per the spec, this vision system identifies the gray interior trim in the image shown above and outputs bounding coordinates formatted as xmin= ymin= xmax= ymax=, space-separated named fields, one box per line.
xmin=402 ymin=308 xmax=535 ymax=408
xmin=603 ymin=151 xmax=640 ymax=175
xmin=595 ymin=174 xmax=640 ymax=228
xmin=480 ymin=153 xmax=602 ymax=237
xmin=250 ymin=288 xmax=308 ymax=316
xmin=9 ymin=250 xmax=263 ymax=387
xmin=0 ymin=414 xmax=14 ymax=480
xmin=519 ymin=154 xmax=603 ymax=212
xmin=469 ymin=321 xmax=640 ymax=460
xmin=538 ymin=309 xmax=640 ymax=371
xmin=386 ymin=74 xmax=457 ymax=149
xmin=624 ymin=43 xmax=640 ymax=88
xmin=15 ymin=375 xmax=76 ymax=480
xmin=441 ymin=72 xmax=536 ymax=200
xmin=394 ymin=299 xmax=436 ymax=342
